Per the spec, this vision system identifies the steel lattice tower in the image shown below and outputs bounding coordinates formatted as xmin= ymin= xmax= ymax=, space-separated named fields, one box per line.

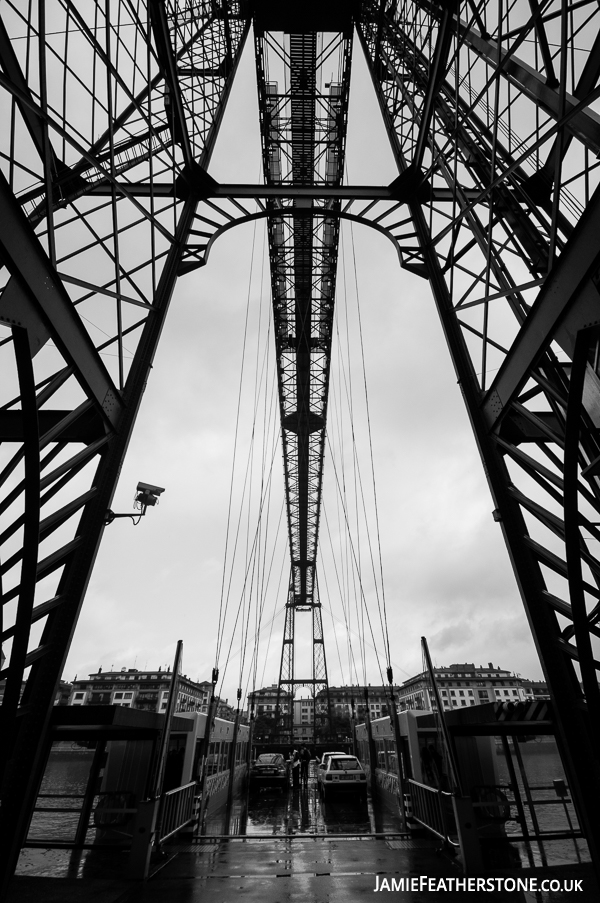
xmin=2 ymin=0 xmax=600 ymax=890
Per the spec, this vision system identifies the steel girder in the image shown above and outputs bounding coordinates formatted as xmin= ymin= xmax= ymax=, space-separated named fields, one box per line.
xmin=0 ymin=2 xmax=248 ymax=893
xmin=0 ymin=0 xmax=600 ymax=884
xmin=356 ymin=0 xmax=600 ymax=869
xmin=254 ymin=25 xmax=352 ymax=737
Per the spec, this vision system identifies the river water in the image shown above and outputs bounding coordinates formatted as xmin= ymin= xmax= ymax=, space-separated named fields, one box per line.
xmin=493 ymin=738 xmax=590 ymax=867
xmin=27 ymin=747 xmax=97 ymax=844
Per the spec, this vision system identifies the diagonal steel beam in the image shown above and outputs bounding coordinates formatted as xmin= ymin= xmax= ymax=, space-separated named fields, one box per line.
xmin=412 ymin=0 xmax=456 ymax=172
xmin=0 ymin=171 xmax=123 ymax=427
xmin=482 ymin=183 xmax=600 ymax=431
xmin=149 ymin=0 xmax=194 ymax=167
xmin=460 ymin=22 xmax=600 ymax=155
xmin=525 ymin=26 xmax=600 ymax=201
xmin=526 ymin=0 xmax=557 ymax=88
xmin=0 ymin=17 xmax=58 ymax=170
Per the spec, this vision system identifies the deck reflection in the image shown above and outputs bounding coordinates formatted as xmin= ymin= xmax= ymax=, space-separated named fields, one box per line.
xmin=200 ymin=777 xmax=404 ymax=837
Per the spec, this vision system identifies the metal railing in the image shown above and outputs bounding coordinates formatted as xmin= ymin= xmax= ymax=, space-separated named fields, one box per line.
xmin=407 ymin=779 xmax=459 ymax=846
xmin=25 ymin=790 xmax=138 ymax=848
xmin=475 ymin=782 xmax=584 ymax=843
xmin=157 ymin=782 xmax=197 ymax=843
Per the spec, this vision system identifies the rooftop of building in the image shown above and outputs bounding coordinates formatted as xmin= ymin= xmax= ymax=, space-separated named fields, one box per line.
xmin=74 ymin=667 xmax=211 ymax=684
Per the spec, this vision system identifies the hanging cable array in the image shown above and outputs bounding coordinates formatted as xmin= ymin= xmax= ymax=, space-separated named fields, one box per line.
xmin=319 ymin=214 xmax=400 ymax=701
xmin=209 ymin=218 xmax=287 ymax=732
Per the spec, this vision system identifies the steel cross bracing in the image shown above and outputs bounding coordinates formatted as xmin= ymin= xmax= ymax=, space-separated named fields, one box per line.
xmin=254 ymin=25 xmax=352 ymax=740
xmin=0 ymin=1 xmax=249 ymax=891
xmin=0 ymin=0 xmax=600 ymax=888
xmin=354 ymin=0 xmax=600 ymax=867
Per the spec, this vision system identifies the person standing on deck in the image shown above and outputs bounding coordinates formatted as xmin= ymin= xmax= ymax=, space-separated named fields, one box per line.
xmin=300 ymin=746 xmax=310 ymax=785
xmin=291 ymin=749 xmax=301 ymax=788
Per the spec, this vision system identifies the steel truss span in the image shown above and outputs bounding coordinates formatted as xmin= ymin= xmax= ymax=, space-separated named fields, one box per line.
xmin=255 ymin=25 xmax=352 ymax=740
xmin=0 ymin=0 xmax=600 ymax=888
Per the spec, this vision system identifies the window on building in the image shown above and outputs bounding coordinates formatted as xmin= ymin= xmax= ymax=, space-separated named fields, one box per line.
xmin=452 ymin=700 xmax=457 ymax=706
xmin=468 ymin=690 xmax=473 ymax=696
xmin=461 ymin=700 xmax=466 ymax=706
xmin=74 ymin=692 xmax=85 ymax=699
xmin=459 ymin=691 xmax=464 ymax=696
xmin=114 ymin=693 xmax=123 ymax=699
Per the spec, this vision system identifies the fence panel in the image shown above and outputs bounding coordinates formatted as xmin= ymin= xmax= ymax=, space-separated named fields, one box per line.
xmin=157 ymin=782 xmax=196 ymax=843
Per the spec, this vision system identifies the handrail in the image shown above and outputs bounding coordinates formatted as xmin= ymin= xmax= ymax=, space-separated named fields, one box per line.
xmin=407 ymin=778 xmax=459 ymax=847
xmin=157 ymin=781 xmax=197 ymax=843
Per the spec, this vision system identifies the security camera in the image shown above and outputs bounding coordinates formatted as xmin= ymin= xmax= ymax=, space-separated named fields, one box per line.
xmin=135 ymin=482 xmax=165 ymax=508
xmin=105 ymin=481 xmax=166 ymax=525
xmin=136 ymin=482 xmax=165 ymax=497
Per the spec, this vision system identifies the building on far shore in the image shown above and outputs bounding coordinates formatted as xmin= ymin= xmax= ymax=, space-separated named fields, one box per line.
xmin=397 ymin=662 xmax=547 ymax=712
xmin=68 ymin=666 xmax=234 ymax=717
xmin=519 ymin=678 xmax=551 ymax=701
xmin=323 ymin=685 xmax=398 ymax=723
xmin=248 ymin=683 xmax=400 ymax=742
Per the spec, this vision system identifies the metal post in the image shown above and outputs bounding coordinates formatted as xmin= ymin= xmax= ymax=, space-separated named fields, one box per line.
xmin=421 ymin=637 xmax=463 ymax=795
xmin=197 ymin=667 xmax=219 ymax=829
xmin=246 ymin=693 xmax=255 ymax=767
xmin=512 ymin=734 xmax=549 ymax=867
xmin=74 ymin=740 xmax=106 ymax=847
xmin=152 ymin=640 xmax=183 ymax=800
xmin=363 ymin=687 xmax=377 ymax=791
xmin=386 ymin=667 xmax=406 ymax=829
xmin=225 ymin=689 xmax=242 ymax=815
xmin=129 ymin=640 xmax=182 ymax=879
xmin=500 ymin=734 xmax=535 ymax=870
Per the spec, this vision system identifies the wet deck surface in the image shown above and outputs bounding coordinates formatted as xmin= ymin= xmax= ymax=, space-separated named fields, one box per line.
xmin=203 ymin=777 xmax=405 ymax=836
xmin=10 ymin=775 xmax=598 ymax=902
xmin=10 ymin=835 xmax=599 ymax=903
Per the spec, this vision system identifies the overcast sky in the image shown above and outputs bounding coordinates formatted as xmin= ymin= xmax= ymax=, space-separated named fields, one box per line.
xmin=63 ymin=32 xmax=543 ymax=707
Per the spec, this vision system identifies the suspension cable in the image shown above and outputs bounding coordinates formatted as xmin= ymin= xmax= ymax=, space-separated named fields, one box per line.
xmin=214 ymin=217 xmax=260 ymax=668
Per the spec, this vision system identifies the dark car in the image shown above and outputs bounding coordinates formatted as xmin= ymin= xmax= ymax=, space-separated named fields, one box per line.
xmin=249 ymin=753 xmax=290 ymax=790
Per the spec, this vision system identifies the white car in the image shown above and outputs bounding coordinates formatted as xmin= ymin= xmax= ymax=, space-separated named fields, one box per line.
xmin=317 ymin=751 xmax=345 ymax=772
xmin=318 ymin=754 xmax=367 ymax=800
